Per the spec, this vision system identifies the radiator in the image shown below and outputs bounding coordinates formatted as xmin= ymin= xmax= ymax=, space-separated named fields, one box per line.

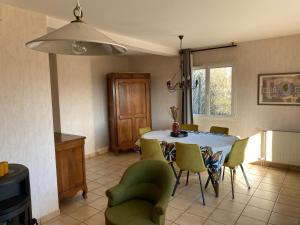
xmin=265 ymin=130 xmax=300 ymax=166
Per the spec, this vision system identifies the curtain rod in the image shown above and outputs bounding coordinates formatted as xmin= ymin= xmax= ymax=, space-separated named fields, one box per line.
xmin=190 ymin=42 xmax=237 ymax=53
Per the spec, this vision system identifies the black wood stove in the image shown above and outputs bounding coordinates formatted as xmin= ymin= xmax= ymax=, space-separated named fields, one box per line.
xmin=0 ymin=164 xmax=37 ymax=225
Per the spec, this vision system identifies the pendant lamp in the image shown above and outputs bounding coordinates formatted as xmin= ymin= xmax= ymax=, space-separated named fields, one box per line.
xmin=26 ymin=1 xmax=127 ymax=55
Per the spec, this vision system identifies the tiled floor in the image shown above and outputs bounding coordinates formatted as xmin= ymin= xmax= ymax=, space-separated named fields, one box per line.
xmin=44 ymin=152 xmax=300 ymax=225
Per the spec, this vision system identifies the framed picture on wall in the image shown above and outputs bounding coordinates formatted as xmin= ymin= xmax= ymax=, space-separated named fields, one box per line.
xmin=258 ymin=73 xmax=300 ymax=105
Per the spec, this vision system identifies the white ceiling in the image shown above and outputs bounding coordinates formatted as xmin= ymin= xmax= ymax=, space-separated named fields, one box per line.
xmin=2 ymin=0 xmax=300 ymax=54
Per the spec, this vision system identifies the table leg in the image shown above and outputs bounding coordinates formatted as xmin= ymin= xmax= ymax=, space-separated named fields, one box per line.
xmin=207 ymin=170 xmax=219 ymax=197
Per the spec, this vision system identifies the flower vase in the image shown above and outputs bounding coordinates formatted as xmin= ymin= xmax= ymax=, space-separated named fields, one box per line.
xmin=172 ymin=122 xmax=180 ymax=136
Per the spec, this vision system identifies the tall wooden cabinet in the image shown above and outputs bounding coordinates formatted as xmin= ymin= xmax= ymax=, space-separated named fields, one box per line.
xmin=107 ymin=73 xmax=151 ymax=153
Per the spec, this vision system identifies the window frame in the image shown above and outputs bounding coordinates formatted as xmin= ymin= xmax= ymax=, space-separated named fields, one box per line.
xmin=192 ymin=64 xmax=235 ymax=118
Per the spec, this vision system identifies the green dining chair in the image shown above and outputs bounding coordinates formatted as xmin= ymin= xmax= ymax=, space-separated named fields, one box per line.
xmin=222 ymin=138 xmax=250 ymax=199
xmin=172 ymin=142 xmax=207 ymax=205
xmin=140 ymin=138 xmax=178 ymax=180
xmin=139 ymin=127 xmax=152 ymax=136
xmin=105 ymin=160 xmax=173 ymax=225
xmin=210 ymin=126 xmax=229 ymax=135
xmin=135 ymin=127 xmax=152 ymax=147
xmin=140 ymin=138 xmax=165 ymax=161
xmin=180 ymin=124 xmax=199 ymax=132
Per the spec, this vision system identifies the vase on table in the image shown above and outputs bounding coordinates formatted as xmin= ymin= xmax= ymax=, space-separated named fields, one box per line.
xmin=172 ymin=121 xmax=180 ymax=136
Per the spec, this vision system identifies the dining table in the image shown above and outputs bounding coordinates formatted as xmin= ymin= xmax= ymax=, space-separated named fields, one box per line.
xmin=141 ymin=130 xmax=238 ymax=197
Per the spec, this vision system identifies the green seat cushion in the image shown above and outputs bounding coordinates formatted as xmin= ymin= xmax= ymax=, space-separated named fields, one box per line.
xmin=105 ymin=199 xmax=155 ymax=225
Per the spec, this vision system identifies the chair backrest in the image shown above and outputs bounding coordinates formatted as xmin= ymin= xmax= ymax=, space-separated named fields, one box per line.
xmin=175 ymin=142 xmax=206 ymax=173
xmin=120 ymin=159 xmax=173 ymax=202
xmin=140 ymin=138 xmax=165 ymax=161
xmin=210 ymin=126 xmax=229 ymax=135
xmin=139 ymin=127 xmax=152 ymax=137
xmin=226 ymin=138 xmax=249 ymax=168
xmin=181 ymin=124 xmax=199 ymax=132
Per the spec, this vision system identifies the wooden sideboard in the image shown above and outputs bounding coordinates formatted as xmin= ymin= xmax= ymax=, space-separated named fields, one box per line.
xmin=54 ymin=132 xmax=87 ymax=201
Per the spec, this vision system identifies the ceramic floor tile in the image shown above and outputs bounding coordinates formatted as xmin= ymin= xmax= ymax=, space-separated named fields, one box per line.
xmin=44 ymin=214 xmax=81 ymax=225
xmin=280 ymin=187 xmax=300 ymax=198
xmin=248 ymin=197 xmax=275 ymax=211
xmin=217 ymin=200 xmax=246 ymax=214
xmin=242 ymin=206 xmax=271 ymax=222
xmin=88 ymin=196 xmax=108 ymax=211
xmin=276 ymin=195 xmax=300 ymax=207
xmin=253 ymin=189 xmax=278 ymax=202
xmin=175 ymin=212 xmax=206 ymax=225
xmin=235 ymin=216 xmax=267 ymax=225
xmin=209 ymin=209 xmax=240 ymax=225
xmin=166 ymin=206 xmax=184 ymax=222
xmin=169 ymin=196 xmax=194 ymax=211
xmin=60 ymin=202 xmax=83 ymax=215
xmin=224 ymin=193 xmax=251 ymax=204
xmin=234 ymin=186 xmax=256 ymax=196
xmin=90 ymin=186 xmax=107 ymax=196
xmin=273 ymin=202 xmax=300 ymax=218
xmin=203 ymin=220 xmax=226 ymax=225
xmin=48 ymin=153 xmax=300 ymax=225
xmin=186 ymin=202 xmax=215 ymax=218
xmin=257 ymin=183 xmax=282 ymax=193
xmin=269 ymin=212 xmax=300 ymax=225
xmin=87 ymin=181 xmax=102 ymax=191
xmin=84 ymin=212 xmax=105 ymax=225
xmin=73 ymin=192 xmax=102 ymax=205
xmin=69 ymin=206 xmax=99 ymax=222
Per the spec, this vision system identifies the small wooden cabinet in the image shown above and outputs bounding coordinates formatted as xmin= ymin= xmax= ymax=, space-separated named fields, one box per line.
xmin=107 ymin=73 xmax=151 ymax=153
xmin=54 ymin=132 xmax=87 ymax=201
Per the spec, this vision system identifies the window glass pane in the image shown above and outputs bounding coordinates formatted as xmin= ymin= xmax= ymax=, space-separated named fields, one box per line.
xmin=192 ymin=69 xmax=206 ymax=114
xmin=209 ymin=67 xmax=232 ymax=115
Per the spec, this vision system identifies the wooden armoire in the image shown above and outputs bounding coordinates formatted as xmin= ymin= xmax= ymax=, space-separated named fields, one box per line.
xmin=107 ymin=73 xmax=151 ymax=153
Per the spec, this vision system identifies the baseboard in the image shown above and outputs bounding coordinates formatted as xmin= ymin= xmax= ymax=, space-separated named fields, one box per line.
xmin=251 ymin=160 xmax=300 ymax=171
xmin=39 ymin=209 xmax=60 ymax=224
xmin=85 ymin=146 xmax=109 ymax=159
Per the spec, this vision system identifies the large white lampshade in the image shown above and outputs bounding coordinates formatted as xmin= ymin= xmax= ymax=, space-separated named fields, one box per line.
xmin=26 ymin=1 xmax=127 ymax=55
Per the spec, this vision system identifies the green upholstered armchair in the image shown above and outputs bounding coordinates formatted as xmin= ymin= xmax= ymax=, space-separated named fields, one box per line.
xmin=105 ymin=160 xmax=173 ymax=225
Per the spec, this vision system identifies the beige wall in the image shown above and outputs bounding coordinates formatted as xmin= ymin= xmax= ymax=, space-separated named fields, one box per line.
xmin=54 ymin=55 xmax=129 ymax=154
xmin=192 ymin=34 xmax=300 ymax=138
xmin=52 ymin=55 xmax=180 ymax=155
xmin=128 ymin=55 xmax=180 ymax=129
xmin=0 ymin=4 xmax=58 ymax=218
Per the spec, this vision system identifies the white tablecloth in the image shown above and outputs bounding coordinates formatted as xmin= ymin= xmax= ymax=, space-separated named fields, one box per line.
xmin=142 ymin=130 xmax=238 ymax=164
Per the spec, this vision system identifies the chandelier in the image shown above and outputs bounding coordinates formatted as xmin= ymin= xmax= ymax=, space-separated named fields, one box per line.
xmin=166 ymin=35 xmax=198 ymax=91
xmin=26 ymin=0 xmax=127 ymax=55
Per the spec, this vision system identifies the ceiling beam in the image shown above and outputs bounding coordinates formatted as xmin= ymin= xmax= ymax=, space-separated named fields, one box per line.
xmin=47 ymin=16 xmax=178 ymax=56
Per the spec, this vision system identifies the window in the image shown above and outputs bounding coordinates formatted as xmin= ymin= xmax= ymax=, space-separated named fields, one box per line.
xmin=192 ymin=66 xmax=232 ymax=116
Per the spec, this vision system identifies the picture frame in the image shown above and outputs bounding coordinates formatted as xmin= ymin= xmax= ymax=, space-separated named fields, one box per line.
xmin=257 ymin=72 xmax=300 ymax=105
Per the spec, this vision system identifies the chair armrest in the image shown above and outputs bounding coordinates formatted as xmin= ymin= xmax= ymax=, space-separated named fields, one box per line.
xmin=152 ymin=195 xmax=169 ymax=222
xmin=106 ymin=184 xmax=128 ymax=207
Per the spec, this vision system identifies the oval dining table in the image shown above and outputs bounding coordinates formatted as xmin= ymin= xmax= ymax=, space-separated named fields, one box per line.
xmin=142 ymin=130 xmax=238 ymax=197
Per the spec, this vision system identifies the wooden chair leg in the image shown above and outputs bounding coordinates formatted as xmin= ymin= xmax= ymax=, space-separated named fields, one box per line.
xmin=240 ymin=164 xmax=250 ymax=189
xmin=230 ymin=168 xmax=234 ymax=199
xmin=197 ymin=172 xmax=206 ymax=205
xmin=222 ymin=165 xmax=225 ymax=181
xmin=185 ymin=171 xmax=190 ymax=186
xmin=172 ymin=170 xmax=182 ymax=196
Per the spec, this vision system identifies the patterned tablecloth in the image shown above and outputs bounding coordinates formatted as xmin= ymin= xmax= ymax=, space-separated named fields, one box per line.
xmin=141 ymin=130 xmax=238 ymax=180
